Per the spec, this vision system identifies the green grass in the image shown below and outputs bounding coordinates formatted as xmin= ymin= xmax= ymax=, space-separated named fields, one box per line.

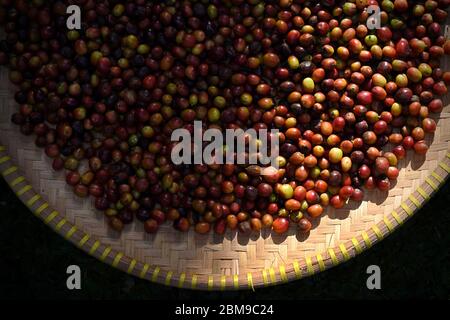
xmin=0 ymin=177 xmax=449 ymax=300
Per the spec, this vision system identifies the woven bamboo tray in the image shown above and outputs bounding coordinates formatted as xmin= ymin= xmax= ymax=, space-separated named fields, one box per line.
xmin=1 ymin=61 xmax=450 ymax=291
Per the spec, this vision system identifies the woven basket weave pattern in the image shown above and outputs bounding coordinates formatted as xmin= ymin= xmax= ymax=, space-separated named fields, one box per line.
xmin=1 ymin=60 xmax=449 ymax=289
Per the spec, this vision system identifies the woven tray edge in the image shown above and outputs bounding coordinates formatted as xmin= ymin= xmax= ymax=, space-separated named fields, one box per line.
xmin=0 ymin=144 xmax=449 ymax=291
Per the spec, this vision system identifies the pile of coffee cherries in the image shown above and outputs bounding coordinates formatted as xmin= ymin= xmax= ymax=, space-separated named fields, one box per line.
xmin=0 ymin=0 xmax=449 ymax=236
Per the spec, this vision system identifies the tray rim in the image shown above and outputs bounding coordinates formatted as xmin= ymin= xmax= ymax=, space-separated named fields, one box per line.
xmin=1 ymin=144 xmax=449 ymax=290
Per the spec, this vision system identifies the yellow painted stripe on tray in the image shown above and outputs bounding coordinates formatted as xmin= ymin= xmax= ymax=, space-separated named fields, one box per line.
xmin=328 ymin=248 xmax=339 ymax=265
xmin=191 ymin=275 xmax=198 ymax=289
xmin=0 ymin=156 xmax=11 ymax=164
xmin=89 ymin=240 xmax=100 ymax=255
xmin=439 ymin=162 xmax=450 ymax=173
xmin=432 ymin=172 xmax=444 ymax=184
xmin=0 ymin=146 xmax=5 ymax=151
xmin=44 ymin=210 xmax=59 ymax=224
xmin=401 ymin=203 xmax=413 ymax=216
xmin=339 ymin=243 xmax=350 ymax=261
xmin=16 ymin=185 xmax=32 ymax=196
xmin=247 ymin=273 xmax=254 ymax=290
xmin=269 ymin=268 xmax=276 ymax=283
xmin=65 ymin=226 xmax=77 ymax=239
xmin=220 ymin=275 xmax=226 ymax=290
xmin=2 ymin=166 xmax=17 ymax=176
xmin=78 ymin=234 xmax=90 ymax=247
xmin=207 ymin=276 xmax=214 ymax=290
xmin=233 ymin=275 xmax=239 ymax=289
xmin=425 ymin=177 xmax=438 ymax=190
xmin=178 ymin=273 xmax=186 ymax=288
xmin=127 ymin=259 xmax=137 ymax=275
xmin=139 ymin=264 xmax=150 ymax=279
xmin=372 ymin=225 xmax=384 ymax=239
xmin=293 ymin=260 xmax=302 ymax=279
xmin=100 ymin=246 xmax=111 ymax=261
xmin=417 ymin=187 xmax=430 ymax=201
xmin=383 ymin=216 xmax=394 ymax=232
xmin=26 ymin=194 xmax=41 ymax=207
xmin=351 ymin=238 xmax=362 ymax=254
xmin=408 ymin=195 xmax=420 ymax=208
xmin=361 ymin=231 xmax=372 ymax=248
xmin=165 ymin=271 xmax=173 ymax=286
xmin=35 ymin=202 xmax=49 ymax=216
xmin=262 ymin=270 xmax=269 ymax=286
xmin=279 ymin=265 xmax=288 ymax=282
xmin=316 ymin=254 xmax=325 ymax=271
xmin=112 ymin=252 xmax=123 ymax=267
xmin=306 ymin=257 xmax=314 ymax=275
xmin=391 ymin=210 xmax=403 ymax=225
xmin=55 ymin=218 xmax=66 ymax=230
xmin=10 ymin=176 xmax=25 ymax=187
xmin=151 ymin=267 xmax=160 ymax=282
